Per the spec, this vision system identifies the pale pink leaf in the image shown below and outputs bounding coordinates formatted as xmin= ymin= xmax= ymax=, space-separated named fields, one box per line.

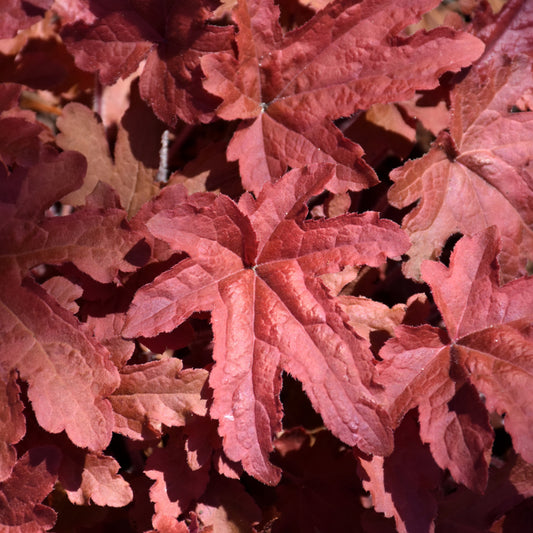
xmin=65 ymin=453 xmax=133 ymax=508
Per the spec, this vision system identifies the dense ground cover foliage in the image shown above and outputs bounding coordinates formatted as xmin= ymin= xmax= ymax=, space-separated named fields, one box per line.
xmin=0 ymin=0 xmax=532 ymax=531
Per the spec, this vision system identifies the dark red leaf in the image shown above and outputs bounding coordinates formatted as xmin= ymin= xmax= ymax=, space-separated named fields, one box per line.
xmin=61 ymin=0 xmax=234 ymax=126
xmin=0 ymin=446 xmax=60 ymax=532
xmin=358 ymin=411 xmax=443 ymax=533
xmin=0 ymin=372 xmax=25 ymax=482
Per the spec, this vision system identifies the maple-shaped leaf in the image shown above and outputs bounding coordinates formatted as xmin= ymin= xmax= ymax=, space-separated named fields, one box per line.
xmin=110 ymin=358 xmax=209 ymax=440
xmin=56 ymin=102 xmax=160 ymax=217
xmin=61 ymin=0 xmax=234 ymax=126
xmin=124 ymin=164 xmax=409 ymax=484
xmin=201 ymin=0 xmax=484 ymax=193
xmin=389 ymin=13 xmax=533 ymax=281
xmin=0 ymin=446 xmax=61 ymax=533
xmin=378 ymin=227 xmax=533 ymax=491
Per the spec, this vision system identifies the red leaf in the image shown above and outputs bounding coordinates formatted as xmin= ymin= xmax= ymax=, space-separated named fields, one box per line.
xmin=436 ymin=452 xmax=533 ymax=532
xmin=0 ymin=372 xmax=25 ymax=482
xmin=0 ymin=446 xmax=60 ymax=533
xmin=18 ymin=413 xmax=133 ymax=509
xmin=61 ymin=0 xmax=234 ymax=126
xmin=421 ymin=227 xmax=533 ymax=464
xmin=472 ymin=0 xmax=533 ymax=61
xmin=0 ymin=83 xmax=21 ymax=112
xmin=0 ymin=274 xmax=119 ymax=451
xmin=378 ymin=228 xmax=532 ymax=491
xmin=358 ymin=411 xmax=443 ymax=533
xmin=56 ymin=102 xmax=160 ymax=217
xmin=389 ymin=52 xmax=533 ymax=281
xmin=124 ymin=164 xmax=409 ymax=484
xmin=272 ymin=428 xmax=366 ymax=532
xmin=146 ymin=429 xmax=210 ymax=526
xmin=110 ymin=358 xmax=209 ymax=440
xmin=0 ymin=137 xmax=139 ymax=451
xmin=0 ymin=0 xmax=51 ymax=39
xmin=195 ymin=475 xmax=261 ymax=532
xmin=201 ymin=0 xmax=484 ymax=193
xmin=41 ymin=276 xmax=82 ymax=314
xmin=378 ymin=325 xmax=494 ymax=493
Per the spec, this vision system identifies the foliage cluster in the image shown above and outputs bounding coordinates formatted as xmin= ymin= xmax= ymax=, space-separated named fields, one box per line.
xmin=0 ymin=0 xmax=532 ymax=531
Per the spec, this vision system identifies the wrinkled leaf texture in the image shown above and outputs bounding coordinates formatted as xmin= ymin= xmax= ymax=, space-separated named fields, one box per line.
xmin=378 ymin=227 xmax=533 ymax=494
xmin=61 ymin=0 xmax=234 ymax=126
xmin=124 ymin=164 xmax=409 ymax=484
xmin=0 ymin=117 xmax=138 ymax=461
xmin=201 ymin=0 xmax=484 ymax=193
xmin=389 ymin=0 xmax=533 ymax=281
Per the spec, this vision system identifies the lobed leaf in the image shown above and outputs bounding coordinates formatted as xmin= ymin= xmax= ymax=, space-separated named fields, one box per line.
xmin=0 ymin=372 xmax=25 ymax=482
xmin=61 ymin=0 xmax=234 ymax=126
xmin=201 ymin=0 xmax=484 ymax=193
xmin=0 ymin=447 xmax=60 ymax=533
xmin=390 ymin=10 xmax=533 ymax=281
xmin=0 ymin=273 xmax=119 ymax=451
xmin=378 ymin=228 xmax=533 ymax=493
xmin=125 ymin=165 xmax=409 ymax=484
xmin=110 ymin=358 xmax=209 ymax=440
xmin=56 ymin=102 xmax=160 ymax=218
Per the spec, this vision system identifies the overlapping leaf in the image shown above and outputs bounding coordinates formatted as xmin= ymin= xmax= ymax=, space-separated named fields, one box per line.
xmin=64 ymin=453 xmax=133 ymax=507
xmin=145 ymin=429 xmax=210 ymax=528
xmin=0 ymin=372 xmax=25 ymax=482
xmin=0 ymin=0 xmax=531 ymax=528
xmin=56 ymin=102 xmax=160 ymax=217
xmin=110 ymin=358 xmax=209 ymax=440
xmin=0 ymin=118 xmax=138 ymax=453
xmin=358 ymin=411 xmax=443 ymax=533
xmin=389 ymin=0 xmax=533 ymax=281
xmin=0 ymin=0 xmax=51 ymax=39
xmin=124 ymin=164 xmax=409 ymax=484
xmin=0 ymin=447 xmax=60 ymax=533
xmin=201 ymin=0 xmax=484 ymax=193
xmin=378 ymin=228 xmax=533 ymax=493
xmin=61 ymin=0 xmax=234 ymax=126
